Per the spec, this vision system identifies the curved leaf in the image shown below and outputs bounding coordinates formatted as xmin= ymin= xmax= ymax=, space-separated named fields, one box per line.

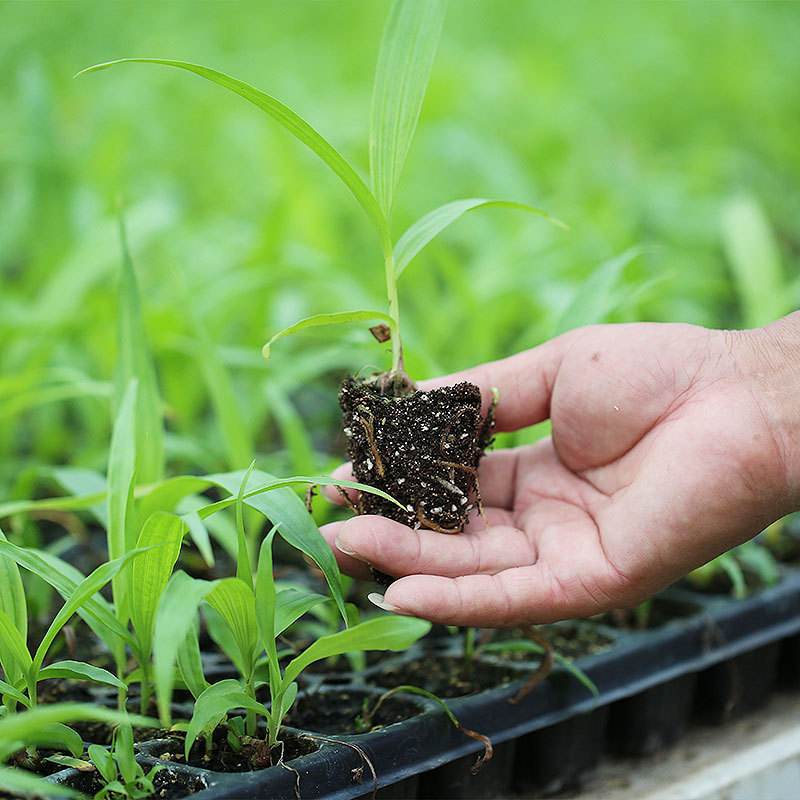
xmin=130 ymin=512 xmax=186 ymax=662
xmin=154 ymin=572 xmax=217 ymax=726
xmin=0 ymin=528 xmax=26 ymax=658
xmin=205 ymin=578 xmax=258 ymax=679
xmin=77 ymin=59 xmax=389 ymax=249
xmin=282 ymin=616 xmax=430 ymax=689
xmin=185 ymin=680 xmax=265 ymax=759
xmin=0 ymin=608 xmax=32 ymax=682
xmin=370 ymin=0 xmax=447 ymax=216
xmin=395 ymin=198 xmax=565 ymax=278
xmin=37 ymin=660 xmax=126 ymax=691
xmin=0 ymin=767 xmax=80 ymax=798
xmin=263 ymin=311 xmax=396 ymax=360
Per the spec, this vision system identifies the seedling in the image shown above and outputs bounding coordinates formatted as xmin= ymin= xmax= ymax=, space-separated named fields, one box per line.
xmin=686 ymin=541 xmax=779 ymax=598
xmin=77 ymin=0 xmax=564 ymax=551
xmin=49 ymin=723 xmax=161 ymax=800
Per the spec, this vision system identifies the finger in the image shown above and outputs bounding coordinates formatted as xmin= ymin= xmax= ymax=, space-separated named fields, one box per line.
xmin=333 ymin=514 xmax=537 ymax=578
xmin=418 ymin=336 xmax=569 ymax=433
xmin=322 ymin=462 xmax=360 ymax=506
xmin=318 ymin=520 xmax=374 ymax=580
xmin=373 ymin=566 xmax=600 ymax=627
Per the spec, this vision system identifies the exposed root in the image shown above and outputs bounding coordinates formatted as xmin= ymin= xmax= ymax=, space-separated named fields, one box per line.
xmin=438 ymin=460 xmax=487 ymax=527
xmin=511 ymin=626 xmax=554 ymax=704
xmin=478 ymin=387 xmax=499 ymax=451
xmin=355 ymin=406 xmax=385 ymax=478
xmin=303 ymin=735 xmax=377 ymax=799
xmin=416 ymin=504 xmax=461 ymax=534
xmin=304 ymin=485 xmax=316 ymax=514
xmin=335 ymin=484 xmax=362 ymax=514
xmin=272 ymin=741 xmax=301 ymax=800
xmin=463 ymin=726 xmax=494 ymax=775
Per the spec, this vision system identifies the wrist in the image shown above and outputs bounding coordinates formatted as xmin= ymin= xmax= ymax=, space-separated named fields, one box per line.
xmin=735 ymin=312 xmax=800 ymax=511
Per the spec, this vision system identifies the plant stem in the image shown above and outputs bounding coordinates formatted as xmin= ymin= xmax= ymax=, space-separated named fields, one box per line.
xmin=383 ymin=249 xmax=404 ymax=374
xmin=464 ymin=626 xmax=476 ymax=665
xmin=244 ymin=678 xmax=257 ymax=738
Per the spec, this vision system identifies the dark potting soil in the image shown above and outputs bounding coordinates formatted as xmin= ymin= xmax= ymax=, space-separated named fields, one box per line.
xmin=340 ymin=377 xmax=492 ymax=538
xmin=154 ymin=729 xmax=319 ymax=773
xmin=70 ymin=719 xmax=176 ymax=746
xmin=283 ymin=689 xmax=422 ymax=735
xmin=60 ymin=765 xmax=208 ymax=799
xmin=37 ymin=679 xmax=96 ymax=705
xmin=369 ymin=654 xmax=520 ymax=698
xmin=488 ymin=623 xmax=613 ymax=661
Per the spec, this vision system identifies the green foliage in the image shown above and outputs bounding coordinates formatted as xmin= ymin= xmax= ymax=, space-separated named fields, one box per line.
xmin=87 ymin=723 xmax=161 ymax=800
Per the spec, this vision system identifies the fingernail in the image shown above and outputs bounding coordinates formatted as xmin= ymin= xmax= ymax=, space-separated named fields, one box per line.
xmin=368 ymin=592 xmax=404 ymax=614
xmin=334 ymin=534 xmax=362 ymax=560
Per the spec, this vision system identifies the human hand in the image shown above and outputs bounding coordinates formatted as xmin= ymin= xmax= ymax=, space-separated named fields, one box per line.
xmin=321 ymin=315 xmax=800 ymax=627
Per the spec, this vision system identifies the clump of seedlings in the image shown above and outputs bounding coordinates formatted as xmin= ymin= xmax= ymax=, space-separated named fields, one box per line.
xmin=78 ymin=0 xmax=563 ymax=572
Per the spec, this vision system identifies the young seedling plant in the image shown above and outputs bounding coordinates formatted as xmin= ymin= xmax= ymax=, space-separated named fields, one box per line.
xmin=77 ymin=0 xmax=565 ymax=559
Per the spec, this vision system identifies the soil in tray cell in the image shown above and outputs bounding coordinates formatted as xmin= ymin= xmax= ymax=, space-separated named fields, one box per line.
xmin=152 ymin=728 xmax=319 ymax=773
xmin=484 ymin=622 xmax=613 ymax=661
xmin=58 ymin=766 xmax=208 ymax=800
xmin=283 ymin=688 xmax=423 ymax=735
xmin=369 ymin=654 xmax=520 ymax=698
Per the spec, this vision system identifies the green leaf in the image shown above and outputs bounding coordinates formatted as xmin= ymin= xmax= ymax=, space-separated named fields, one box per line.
xmin=395 ymin=198 xmax=564 ymax=278
xmin=0 ymin=529 xmax=27 ymax=669
xmin=279 ymin=681 xmax=298 ymax=721
xmin=177 ymin=620 xmax=208 ymax=701
xmin=370 ymin=0 xmax=447 ymax=216
xmin=206 ymin=578 xmax=259 ymax=679
xmin=88 ymin=743 xmax=117 ymax=784
xmin=206 ymin=469 xmax=348 ymax=625
xmin=0 ymin=704 xmax=156 ymax=759
xmin=107 ymin=378 xmax=138 ymax=618
xmin=50 ymin=467 xmax=109 ymax=528
xmin=0 ymin=679 xmax=30 ymax=708
xmin=37 ymin=660 xmax=126 ymax=691
xmin=721 ymin=193 xmax=786 ymax=328
xmin=130 ymin=512 xmax=186 ymax=662
xmin=116 ymin=214 xmax=164 ymax=484
xmin=275 ymin=588 xmax=330 ymax=636
xmin=0 ymin=608 xmax=32 ymax=683
xmin=153 ymin=572 xmax=216 ymax=726
xmin=234 ymin=462 xmax=257 ymax=589
xmin=78 ymin=59 xmax=389 ymax=249
xmin=554 ymin=247 xmax=644 ymax=336
xmin=282 ymin=616 xmax=430 ymax=689
xmin=32 ymin=547 xmax=149 ymax=675
xmin=255 ymin=530 xmax=280 ymax=694
xmin=0 ymin=542 xmax=133 ymax=652
xmin=0 ymin=766 xmax=81 ymax=798
xmin=29 ymin=723 xmax=83 ymax=758
xmin=263 ymin=311 xmax=396 ymax=360
xmin=185 ymin=680 xmax=265 ymax=759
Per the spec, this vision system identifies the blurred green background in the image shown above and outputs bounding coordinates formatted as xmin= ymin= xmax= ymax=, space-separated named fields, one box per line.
xmin=2 ymin=0 xmax=799 ymax=495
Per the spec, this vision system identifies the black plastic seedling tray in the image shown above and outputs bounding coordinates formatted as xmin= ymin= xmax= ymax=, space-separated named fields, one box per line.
xmin=40 ymin=567 xmax=800 ymax=800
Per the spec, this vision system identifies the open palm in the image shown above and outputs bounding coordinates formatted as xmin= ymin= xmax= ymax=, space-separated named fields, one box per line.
xmin=321 ymin=322 xmax=796 ymax=626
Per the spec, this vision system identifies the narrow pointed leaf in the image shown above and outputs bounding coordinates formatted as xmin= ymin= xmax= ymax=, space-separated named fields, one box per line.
xmin=282 ymin=616 xmax=430 ymax=689
xmin=37 ymin=660 xmax=126 ymax=691
xmin=275 ymin=588 xmax=330 ymax=636
xmin=395 ymin=198 xmax=565 ymax=278
xmin=130 ymin=512 xmax=186 ymax=662
xmin=33 ymin=547 xmax=149 ymax=673
xmin=0 ymin=542 xmax=134 ymax=649
xmin=0 ymin=609 xmax=32 ymax=681
xmin=78 ymin=59 xmax=388 ymax=247
xmin=177 ymin=620 xmax=209 ymax=701
xmin=0 ymin=529 xmax=26 ymax=648
xmin=206 ymin=578 xmax=258 ymax=678
xmin=263 ymin=311 xmax=396 ymax=360
xmin=0 ymin=766 xmax=81 ymax=798
xmin=185 ymin=680 xmax=265 ymax=758
xmin=206 ymin=469 xmax=347 ymax=624
xmin=116 ymin=215 xmax=164 ymax=484
xmin=0 ymin=679 xmax=29 ymax=707
xmin=107 ymin=378 xmax=138 ymax=617
xmin=370 ymin=0 xmax=447 ymax=215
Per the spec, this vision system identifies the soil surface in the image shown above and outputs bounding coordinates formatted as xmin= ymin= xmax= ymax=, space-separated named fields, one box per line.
xmin=369 ymin=654 xmax=520 ymax=698
xmin=284 ymin=688 xmax=422 ymax=734
xmin=60 ymin=766 xmax=207 ymax=799
xmin=154 ymin=728 xmax=318 ymax=773
xmin=604 ymin=597 xmax=701 ymax=630
xmin=339 ymin=377 xmax=492 ymax=539
xmin=487 ymin=623 xmax=614 ymax=661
